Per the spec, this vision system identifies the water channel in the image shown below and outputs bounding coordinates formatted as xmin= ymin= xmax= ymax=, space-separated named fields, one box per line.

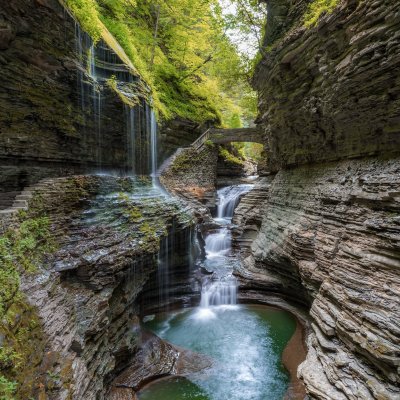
xmin=138 ymin=183 xmax=297 ymax=400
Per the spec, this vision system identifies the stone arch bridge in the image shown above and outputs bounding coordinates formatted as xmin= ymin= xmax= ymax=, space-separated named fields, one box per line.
xmin=192 ymin=127 xmax=263 ymax=151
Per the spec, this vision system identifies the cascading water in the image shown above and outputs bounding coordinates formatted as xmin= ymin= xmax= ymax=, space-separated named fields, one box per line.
xmin=74 ymin=25 xmax=159 ymax=178
xmin=88 ymin=45 xmax=102 ymax=168
xmin=200 ymin=277 xmax=237 ymax=308
xmin=125 ymin=105 xmax=136 ymax=175
xmin=198 ymin=183 xmax=253 ymax=316
xmin=150 ymin=108 xmax=158 ymax=182
xmin=217 ymin=184 xmax=253 ymax=220
xmin=139 ymin=181 xmax=298 ymax=400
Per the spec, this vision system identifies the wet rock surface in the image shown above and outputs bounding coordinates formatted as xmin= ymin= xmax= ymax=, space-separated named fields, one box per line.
xmin=7 ymin=175 xmax=197 ymax=399
xmin=109 ymin=330 xmax=212 ymax=396
xmin=237 ymin=158 xmax=400 ymax=399
xmin=0 ymin=0 xmax=151 ymax=208
xmin=246 ymin=1 xmax=400 ymax=398
xmin=160 ymin=146 xmax=219 ymax=209
xmin=232 ymin=177 xmax=271 ymax=254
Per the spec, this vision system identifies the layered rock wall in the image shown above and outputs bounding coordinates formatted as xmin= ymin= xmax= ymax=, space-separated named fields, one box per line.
xmin=254 ymin=0 xmax=400 ymax=172
xmin=246 ymin=0 xmax=400 ymax=398
xmin=242 ymin=158 xmax=400 ymax=399
xmin=0 ymin=0 xmax=152 ymax=208
xmin=1 ymin=175 xmax=196 ymax=399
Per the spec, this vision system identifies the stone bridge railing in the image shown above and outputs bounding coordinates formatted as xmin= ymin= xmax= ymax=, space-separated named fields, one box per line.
xmin=192 ymin=127 xmax=263 ymax=152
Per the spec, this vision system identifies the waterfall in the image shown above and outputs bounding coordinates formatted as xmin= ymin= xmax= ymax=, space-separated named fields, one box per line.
xmin=74 ymin=24 xmax=160 ymax=177
xmin=197 ymin=184 xmax=254 ymax=316
xmin=217 ymin=184 xmax=253 ymax=219
xmin=204 ymin=228 xmax=231 ymax=258
xmin=88 ymin=45 xmax=102 ymax=168
xmin=150 ymin=109 xmax=157 ymax=181
xmin=158 ymin=236 xmax=170 ymax=310
xmin=200 ymin=277 xmax=237 ymax=308
xmin=75 ymin=23 xmax=87 ymax=113
xmin=125 ymin=105 xmax=136 ymax=175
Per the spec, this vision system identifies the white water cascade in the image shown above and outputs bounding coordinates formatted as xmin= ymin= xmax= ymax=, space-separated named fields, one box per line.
xmin=217 ymin=184 xmax=253 ymax=220
xmin=198 ymin=183 xmax=253 ymax=316
xmin=88 ymin=45 xmax=102 ymax=168
xmin=150 ymin=108 xmax=158 ymax=183
xmin=200 ymin=277 xmax=237 ymax=308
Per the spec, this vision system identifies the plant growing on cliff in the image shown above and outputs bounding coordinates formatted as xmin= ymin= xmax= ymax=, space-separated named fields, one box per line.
xmin=0 ymin=216 xmax=53 ymax=398
xmin=0 ymin=217 xmax=54 ymax=319
xmin=219 ymin=146 xmax=245 ymax=167
xmin=64 ymin=0 xmax=261 ymax=126
xmin=0 ymin=376 xmax=16 ymax=400
xmin=304 ymin=0 xmax=340 ymax=27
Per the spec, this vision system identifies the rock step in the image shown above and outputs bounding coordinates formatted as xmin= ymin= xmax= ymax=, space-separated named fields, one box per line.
xmin=15 ymin=194 xmax=32 ymax=201
xmin=12 ymin=200 xmax=28 ymax=207
xmin=0 ymin=208 xmax=19 ymax=215
xmin=11 ymin=206 xmax=28 ymax=211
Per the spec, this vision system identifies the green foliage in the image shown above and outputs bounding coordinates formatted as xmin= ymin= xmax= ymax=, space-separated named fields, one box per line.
xmin=64 ymin=0 xmax=103 ymax=41
xmin=233 ymin=142 xmax=264 ymax=162
xmin=0 ymin=214 xmax=54 ymax=398
xmin=170 ymin=149 xmax=203 ymax=173
xmin=65 ymin=0 xmax=261 ymax=125
xmin=219 ymin=146 xmax=245 ymax=167
xmin=0 ymin=217 xmax=54 ymax=320
xmin=0 ymin=375 xmax=16 ymax=400
xmin=304 ymin=0 xmax=340 ymax=27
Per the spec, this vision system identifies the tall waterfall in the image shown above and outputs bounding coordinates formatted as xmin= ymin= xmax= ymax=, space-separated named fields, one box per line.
xmin=150 ymin=109 xmax=157 ymax=180
xmin=198 ymin=183 xmax=253 ymax=316
xmin=88 ymin=45 xmax=102 ymax=168
xmin=74 ymin=24 xmax=159 ymax=177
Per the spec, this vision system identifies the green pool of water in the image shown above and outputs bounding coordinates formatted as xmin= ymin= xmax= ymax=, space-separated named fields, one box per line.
xmin=138 ymin=304 xmax=296 ymax=400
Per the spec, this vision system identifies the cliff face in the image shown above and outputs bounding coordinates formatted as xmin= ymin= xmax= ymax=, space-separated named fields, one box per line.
xmin=0 ymin=0 xmax=154 ymax=208
xmin=2 ymin=175 xmax=196 ymax=399
xmin=253 ymin=0 xmax=400 ymax=172
xmin=244 ymin=0 xmax=400 ymax=398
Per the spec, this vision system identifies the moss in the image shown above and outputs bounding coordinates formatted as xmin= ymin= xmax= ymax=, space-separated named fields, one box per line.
xmin=0 ymin=376 xmax=16 ymax=400
xmin=170 ymin=149 xmax=204 ymax=173
xmin=106 ymin=76 xmax=140 ymax=108
xmin=304 ymin=0 xmax=340 ymax=27
xmin=63 ymin=0 xmax=103 ymax=42
xmin=218 ymin=146 xmax=245 ymax=167
xmin=0 ymin=215 xmax=55 ymax=398
xmin=204 ymin=139 xmax=215 ymax=148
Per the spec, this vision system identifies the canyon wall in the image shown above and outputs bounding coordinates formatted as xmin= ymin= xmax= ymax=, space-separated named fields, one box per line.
xmin=0 ymin=0 xmax=156 ymax=208
xmin=244 ymin=0 xmax=400 ymax=398
xmin=254 ymin=0 xmax=400 ymax=172
xmin=1 ymin=175 xmax=197 ymax=399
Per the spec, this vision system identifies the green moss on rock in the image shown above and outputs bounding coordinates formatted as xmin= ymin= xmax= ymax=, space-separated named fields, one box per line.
xmin=304 ymin=0 xmax=340 ymax=27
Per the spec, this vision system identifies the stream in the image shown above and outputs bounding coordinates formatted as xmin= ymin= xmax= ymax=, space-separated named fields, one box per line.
xmin=138 ymin=183 xmax=297 ymax=400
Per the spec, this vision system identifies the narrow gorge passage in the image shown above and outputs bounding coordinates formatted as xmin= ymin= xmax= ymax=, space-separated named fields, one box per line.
xmin=138 ymin=183 xmax=298 ymax=400
xmin=1 ymin=0 xmax=399 ymax=399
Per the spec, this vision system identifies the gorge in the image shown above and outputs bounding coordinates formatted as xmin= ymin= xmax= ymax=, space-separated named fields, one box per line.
xmin=0 ymin=0 xmax=399 ymax=399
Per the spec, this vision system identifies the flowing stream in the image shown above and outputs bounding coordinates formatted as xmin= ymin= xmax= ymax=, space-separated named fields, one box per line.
xmin=72 ymin=30 xmax=298 ymax=400
xmin=138 ymin=183 xmax=297 ymax=400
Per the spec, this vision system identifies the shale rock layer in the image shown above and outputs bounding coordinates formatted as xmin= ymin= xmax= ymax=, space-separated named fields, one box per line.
xmin=254 ymin=0 xmax=400 ymax=172
xmin=240 ymin=157 xmax=400 ymax=399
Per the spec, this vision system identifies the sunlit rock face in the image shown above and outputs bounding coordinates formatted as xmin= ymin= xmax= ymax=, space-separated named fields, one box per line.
xmin=243 ymin=0 xmax=400 ymax=398
xmin=254 ymin=0 xmax=400 ymax=172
